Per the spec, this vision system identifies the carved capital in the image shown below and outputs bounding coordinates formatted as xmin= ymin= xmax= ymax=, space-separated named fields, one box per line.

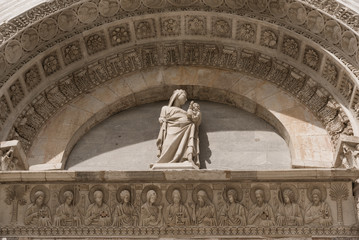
xmin=0 ymin=140 xmax=27 ymax=170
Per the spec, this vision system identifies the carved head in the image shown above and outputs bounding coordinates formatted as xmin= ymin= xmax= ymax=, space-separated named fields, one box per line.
xmin=282 ymin=189 xmax=294 ymax=204
xmin=168 ymin=89 xmax=187 ymax=107
xmin=192 ymin=103 xmax=200 ymax=111
xmin=64 ymin=191 xmax=74 ymax=205
xmin=197 ymin=190 xmax=209 ymax=207
xmin=312 ymin=188 xmax=322 ymax=205
xmin=172 ymin=189 xmax=181 ymax=204
xmin=227 ymin=189 xmax=238 ymax=203
xmin=34 ymin=191 xmax=45 ymax=206
xmin=94 ymin=190 xmax=103 ymax=206
xmin=120 ymin=190 xmax=130 ymax=203
xmin=255 ymin=189 xmax=264 ymax=205
xmin=147 ymin=190 xmax=157 ymax=204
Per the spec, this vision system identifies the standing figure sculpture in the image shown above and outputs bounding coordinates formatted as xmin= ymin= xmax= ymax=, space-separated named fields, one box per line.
xmin=84 ymin=190 xmax=112 ymax=226
xmin=165 ymin=189 xmax=190 ymax=226
xmin=54 ymin=190 xmax=82 ymax=226
xmin=112 ymin=189 xmax=138 ymax=227
xmin=276 ymin=188 xmax=303 ymax=226
xmin=156 ymin=89 xmax=201 ymax=166
xmin=24 ymin=190 xmax=52 ymax=226
xmin=304 ymin=188 xmax=332 ymax=227
xmin=248 ymin=188 xmax=275 ymax=226
xmin=218 ymin=189 xmax=247 ymax=226
xmin=140 ymin=190 xmax=163 ymax=226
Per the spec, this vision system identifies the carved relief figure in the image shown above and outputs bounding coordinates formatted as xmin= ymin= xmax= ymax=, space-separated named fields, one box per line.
xmin=218 ymin=188 xmax=247 ymax=226
xmin=248 ymin=187 xmax=275 ymax=226
xmin=165 ymin=188 xmax=190 ymax=226
xmin=339 ymin=143 xmax=359 ymax=169
xmin=112 ymin=189 xmax=138 ymax=226
xmin=54 ymin=190 xmax=81 ymax=226
xmin=25 ymin=188 xmax=52 ymax=226
xmin=192 ymin=188 xmax=216 ymax=226
xmin=140 ymin=189 xmax=163 ymax=226
xmin=304 ymin=187 xmax=333 ymax=227
xmin=84 ymin=189 xmax=112 ymax=226
xmin=0 ymin=147 xmax=17 ymax=171
xmin=276 ymin=186 xmax=303 ymax=226
xmin=156 ymin=89 xmax=201 ymax=166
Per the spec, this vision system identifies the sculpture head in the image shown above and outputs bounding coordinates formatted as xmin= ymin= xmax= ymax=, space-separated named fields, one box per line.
xmin=312 ymin=189 xmax=322 ymax=205
xmin=255 ymin=189 xmax=264 ymax=205
xmin=147 ymin=190 xmax=157 ymax=204
xmin=120 ymin=190 xmax=130 ymax=203
xmin=94 ymin=190 xmax=103 ymax=206
xmin=34 ymin=191 xmax=45 ymax=206
xmin=168 ymin=89 xmax=187 ymax=107
xmin=227 ymin=189 xmax=238 ymax=204
xmin=197 ymin=190 xmax=208 ymax=207
xmin=282 ymin=189 xmax=294 ymax=204
xmin=64 ymin=191 xmax=74 ymax=205
xmin=172 ymin=189 xmax=181 ymax=204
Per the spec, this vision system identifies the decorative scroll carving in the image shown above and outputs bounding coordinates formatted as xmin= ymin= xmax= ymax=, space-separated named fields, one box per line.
xmin=281 ymin=36 xmax=300 ymax=59
xmin=260 ymin=29 xmax=278 ymax=49
xmin=329 ymin=183 xmax=349 ymax=225
xmin=303 ymin=47 xmax=320 ymax=71
xmin=339 ymin=74 xmax=353 ymax=102
xmin=237 ymin=23 xmax=256 ymax=43
xmin=322 ymin=59 xmax=339 ymax=86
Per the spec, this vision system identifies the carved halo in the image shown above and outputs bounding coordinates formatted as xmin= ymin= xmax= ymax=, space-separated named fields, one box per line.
xmin=30 ymin=185 xmax=50 ymax=204
xmin=141 ymin=185 xmax=162 ymax=205
xmin=192 ymin=184 xmax=213 ymax=204
xmin=88 ymin=185 xmax=109 ymax=204
xmin=223 ymin=185 xmax=243 ymax=203
xmin=116 ymin=185 xmax=136 ymax=204
xmin=166 ymin=184 xmax=187 ymax=204
xmin=59 ymin=185 xmax=80 ymax=205
xmin=278 ymin=183 xmax=299 ymax=204
xmin=307 ymin=184 xmax=327 ymax=202
xmin=249 ymin=184 xmax=271 ymax=204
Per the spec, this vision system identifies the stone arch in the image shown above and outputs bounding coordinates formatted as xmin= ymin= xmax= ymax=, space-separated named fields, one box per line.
xmin=27 ymin=66 xmax=332 ymax=170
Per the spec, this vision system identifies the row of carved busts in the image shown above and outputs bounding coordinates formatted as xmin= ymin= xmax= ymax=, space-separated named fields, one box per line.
xmin=21 ymin=183 xmax=333 ymax=228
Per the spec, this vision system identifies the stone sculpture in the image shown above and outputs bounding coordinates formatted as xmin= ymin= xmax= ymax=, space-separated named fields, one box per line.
xmin=54 ymin=190 xmax=81 ymax=226
xmin=340 ymin=143 xmax=359 ymax=169
xmin=218 ymin=188 xmax=247 ymax=226
xmin=84 ymin=190 xmax=112 ymax=226
xmin=276 ymin=186 xmax=303 ymax=226
xmin=248 ymin=187 xmax=275 ymax=226
xmin=0 ymin=147 xmax=17 ymax=171
xmin=140 ymin=189 xmax=163 ymax=226
xmin=112 ymin=189 xmax=138 ymax=227
xmin=192 ymin=189 xmax=216 ymax=226
xmin=304 ymin=187 xmax=333 ymax=227
xmin=24 ymin=189 xmax=52 ymax=226
xmin=164 ymin=188 xmax=190 ymax=226
xmin=156 ymin=89 xmax=201 ymax=166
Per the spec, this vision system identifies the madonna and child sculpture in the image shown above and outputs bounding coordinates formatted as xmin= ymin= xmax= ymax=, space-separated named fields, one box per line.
xmin=152 ymin=89 xmax=201 ymax=169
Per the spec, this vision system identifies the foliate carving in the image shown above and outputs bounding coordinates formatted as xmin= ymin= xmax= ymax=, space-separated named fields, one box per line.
xmin=99 ymin=0 xmax=119 ymax=17
xmin=260 ymin=29 xmax=278 ymax=49
xmin=305 ymin=185 xmax=333 ymax=227
xmin=191 ymin=185 xmax=216 ymax=226
xmin=61 ymin=41 xmax=83 ymax=65
xmin=324 ymin=20 xmax=341 ymax=44
xmin=307 ymin=10 xmax=325 ymax=34
xmin=113 ymin=186 xmax=138 ymax=226
xmin=236 ymin=23 xmax=256 ymax=43
xmin=22 ymin=107 xmax=44 ymax=131
xmin=58 ymin=77 xmax=80 ymax=100
xmin=281 ymin=36 xmax=299 ymax=59
xmin=141 ymin=46 xmax=159 ymax=68
xmin=32 ymin=94 xmax=56 ymax=120
xmin=24 ymin=185 xmax=52 ymax=226
xmin=42 ymin=52 xmax=61 ymax=76
xmin=8 ymin=80 xmax=25 ymax=108
xmin=5 ymin=185 xmax=27 ymax=223
xmin=339 ymin=74 xmax=353 ymax=102
xmin=85 ymin=32 xmax=107 ymax=55
xmin=164 ymin=185 xmax=190 ymax=226
xmin=134 ymin=19 xmax=156 ymax=40
xmin=329 ymin=183 xmax=349 ymax=226
xmin=212 ymin=17 xmax=232 ymax=38
xmin=140 ymin=185 xmax=163 ymax=226
xmin=24 ymin=65 xmax=42 ymax=91
xmin=85 ymin=185 xmax=111 ymax=226
xmin=37 ymin=18 xmax=58 ymax=41
xmin=57 ymin=9 xmax=78 ymax=32
xmin=0 ymin=96 xmax=10 ymax=126
xmin=303 ymin=47 xmax=320 ymax=71
xmin=109 ymin=24 xmax=131 ymax=46
xmin=160 ymin=17 xmax=181 ymax=36
xmin=186 ymin=16 xmax=206 ymax=35
xmin=5 ymin=40 xmax=23 ymax=64
xmin=46 ymin=85 xmax=68 ymax=109
xmin=276 ymin=184 xmax=303 ymax=226
xmin=218 ymin=186 xmax=246 ymax=226
xmin=341 ymin=31 xmax=358 ymax=56
xmin=268 ymin=0 xmax=288 ymax=18
xmin=322 ymin=59 xmax=338 ymax=86
xmin=248 ymin=184 xmax=275 ymax=226
xmin=247 ymin=0 xmax=267 ymax=12
xmin=184 ymin=42 xmax=201 ymax=65
xmin=54 ymin=185 xmax=82 ymax=226
xmin=77 ymin=2 xmax=98 ymax=24
xmin=288 ymin=2 xmax=307 ymax=25
xmin=21 ymin=28 xmax=39 ymax=51
xmin=163 ymin=44 xmax=180 ymax=65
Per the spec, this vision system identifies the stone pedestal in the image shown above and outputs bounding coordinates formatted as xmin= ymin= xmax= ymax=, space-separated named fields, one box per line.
xmin=150 ymin=161 xmax=199 ymax=170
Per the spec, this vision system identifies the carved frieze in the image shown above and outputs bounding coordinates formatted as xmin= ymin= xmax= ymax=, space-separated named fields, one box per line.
xmin=260 ymin=28 xmax=278 ymax=49
xmin=322 ymin=59 xmax=339 ymax=87
xmin=281 ymin=35 xmax=300 ymax=59
xmin=160 ymin=17 xmax=181 ymax=37
xmin=42 ymin=52 xmax=61 ymax=76
xmin=303 ymin=46 xmax=321 ymax=71
xmin=84 ymin=31 xmax=107 ymax=55
xmin=134 ymin=19 xmax=156 ymax=40
xmin=236 ymin=22 xmax=256 ymax=43
xmin=186 ymin=16 xmax=207 ymax=35
xmin=212 ymin=17 xmax=232 ymax=38
xmin=109 ymin=23 xmax=131 ymax=46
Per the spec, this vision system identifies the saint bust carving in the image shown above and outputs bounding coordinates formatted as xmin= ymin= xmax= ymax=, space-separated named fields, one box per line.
xmin=156 ymin=89 xmax=201 ymax=166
